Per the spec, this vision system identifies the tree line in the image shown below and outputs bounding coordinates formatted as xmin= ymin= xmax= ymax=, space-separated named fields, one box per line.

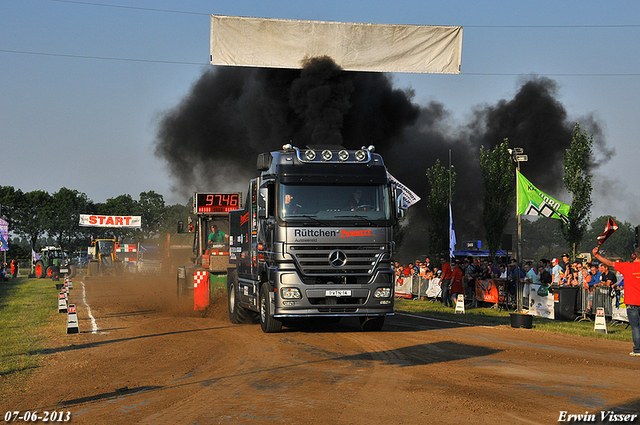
xmin=0 ymin=187 xmax=190 ymax=258
xmin=423 ymin=123 xmax=637 ymax=261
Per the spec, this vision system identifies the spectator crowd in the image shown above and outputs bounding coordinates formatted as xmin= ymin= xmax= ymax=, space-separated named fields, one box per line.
xmin=393 ymin=253 xmax=623 ymax=311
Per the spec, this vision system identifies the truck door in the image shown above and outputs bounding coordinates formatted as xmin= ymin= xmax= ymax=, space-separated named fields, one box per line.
xmin=257 ymin=181 xmax=275 ymax=265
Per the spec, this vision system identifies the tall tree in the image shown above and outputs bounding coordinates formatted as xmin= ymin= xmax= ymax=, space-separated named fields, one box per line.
xmin=561 ymin=124 xmax=594 ymax=259
xmin=14 ymin=190 xmax=53 ymax=251
xmin=138 ymin=191 xmax=166 ymax=240
xmin=0 ymin=185 xmax=22 ymax=229
xmin=479 ymin=139 xmax=515 ymax=259
xmin=50 ymin=187 xmax=90 ymax=248
xmin=425 ymin=158 xmax=456 ymax=257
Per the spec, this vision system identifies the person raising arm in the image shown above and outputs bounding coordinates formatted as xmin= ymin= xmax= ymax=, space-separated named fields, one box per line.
xmin=593 ymin=246 xmax=640 ymax=357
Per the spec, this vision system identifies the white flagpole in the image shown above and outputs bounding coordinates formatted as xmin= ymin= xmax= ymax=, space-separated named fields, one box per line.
xmin=449 ymin=149 xmax=452 ymax=262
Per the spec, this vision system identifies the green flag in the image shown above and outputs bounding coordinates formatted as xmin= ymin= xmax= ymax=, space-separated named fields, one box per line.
xmin=516 ymin=170 xmax=570 ymax=224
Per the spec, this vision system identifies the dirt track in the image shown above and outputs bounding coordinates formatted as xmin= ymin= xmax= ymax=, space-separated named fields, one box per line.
xmin=2 ymin=274 xmax=639 ymax=424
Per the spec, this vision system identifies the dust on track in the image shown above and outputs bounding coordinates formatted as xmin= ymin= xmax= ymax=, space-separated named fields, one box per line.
xmin=2 ymin=273 xmax=640 ymax=425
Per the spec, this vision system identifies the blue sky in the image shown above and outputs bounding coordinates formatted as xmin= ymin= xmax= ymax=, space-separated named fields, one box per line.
xmin=1 ymin=0 xmax=639 ymax=225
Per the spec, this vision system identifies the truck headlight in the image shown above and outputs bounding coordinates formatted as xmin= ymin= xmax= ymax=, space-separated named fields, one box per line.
xmin=355 ymin=149 xmax=367 ymax=162
xmin=373 ymin=288 xmax=391 ymax=298
xmin=281 ymin=287 xmax=302 ymax=299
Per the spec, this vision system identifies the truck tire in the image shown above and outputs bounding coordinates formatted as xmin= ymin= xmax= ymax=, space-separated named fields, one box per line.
xmin=35 ymin=261 xmax=46 ymax=279
xmin=227 ymin=270 xmax=258 ymax=324
xmin=259 ymin=284 xmax=282 ymax=333
xmin=359 ymin=316 xmax=385 ymax=332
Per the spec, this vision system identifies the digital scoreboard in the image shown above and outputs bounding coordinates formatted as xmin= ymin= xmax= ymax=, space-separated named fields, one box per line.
xmin=194 ymin=193 xmax=241 ymax=214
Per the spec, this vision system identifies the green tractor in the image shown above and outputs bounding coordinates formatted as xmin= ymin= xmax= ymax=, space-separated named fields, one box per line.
xmin=34 ymin=246 xmax=77 ymax=279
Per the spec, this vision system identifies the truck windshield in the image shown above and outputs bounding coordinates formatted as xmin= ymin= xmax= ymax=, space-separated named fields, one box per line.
xmin=278 ymin=184 xmax=391 ymax=222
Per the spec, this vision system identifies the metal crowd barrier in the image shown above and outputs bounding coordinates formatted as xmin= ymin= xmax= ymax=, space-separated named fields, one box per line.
xmin=396 ymin=274 xmax=622 ymax=322
xmin=592 ymin=286 xmax=613 ymax=317
xmin=409 ymin=275 xmax=430 ymax=298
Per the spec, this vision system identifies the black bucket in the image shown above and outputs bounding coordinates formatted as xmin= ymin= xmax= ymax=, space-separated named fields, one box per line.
xmin=510 ymin=313 xmax=533 ymax=329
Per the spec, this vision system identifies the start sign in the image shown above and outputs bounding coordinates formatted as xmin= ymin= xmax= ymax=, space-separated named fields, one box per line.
xmin=79 ymin=214 xmax=142 ymax=228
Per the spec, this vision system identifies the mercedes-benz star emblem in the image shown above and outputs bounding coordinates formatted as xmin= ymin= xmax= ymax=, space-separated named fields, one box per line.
xmin=329 ymin=250 xmax=347 ymax=268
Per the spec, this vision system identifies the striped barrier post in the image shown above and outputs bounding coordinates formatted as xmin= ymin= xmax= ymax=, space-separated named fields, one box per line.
xmin=58 ymin=293 xmax=68 ymax=313
xmin=66 ymin=304 xmax=79 ymax=334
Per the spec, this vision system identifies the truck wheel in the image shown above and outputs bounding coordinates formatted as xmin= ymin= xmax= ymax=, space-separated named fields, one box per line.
xmin=35 ymin=261 xmax=46 ymax=278
xmin=227 ymin=271 xmax=258 ymax=324
xmin=359 ymin=316 xmax=385 ymax=332
xmin=259 ymin=284 xmax=282 ymax=333
xmin=68 ymin=265 xmax=77 ymax=278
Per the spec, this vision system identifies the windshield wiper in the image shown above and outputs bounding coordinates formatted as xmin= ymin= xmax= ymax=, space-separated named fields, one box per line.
xmin=289 ymin=214 xmax=328 ymax=226
xmin=335 ymin=215 xmax=380 ymax=226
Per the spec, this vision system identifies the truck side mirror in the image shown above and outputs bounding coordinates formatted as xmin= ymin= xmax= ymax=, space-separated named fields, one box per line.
xmin=396 ymin=189 xmax=405 ymax=219
xmin=258 ymin=187 xmax=268 ymax=219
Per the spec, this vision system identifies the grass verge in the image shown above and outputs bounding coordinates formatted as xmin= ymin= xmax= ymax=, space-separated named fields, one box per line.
xmin=0 ymin=277 xmax=59 ymax=399
xmin=395 ymin=298 xmax=632 ymax=342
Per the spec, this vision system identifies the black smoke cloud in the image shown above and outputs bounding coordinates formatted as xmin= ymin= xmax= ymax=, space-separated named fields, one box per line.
xmin=154 ymin=57 xmax=610 ymax=261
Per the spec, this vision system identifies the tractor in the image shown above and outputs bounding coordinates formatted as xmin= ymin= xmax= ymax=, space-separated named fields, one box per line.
xmin=87 ymin=238 xmax=123 ymax=276
xmin=34 ymin=246 xmax=77 ymax=278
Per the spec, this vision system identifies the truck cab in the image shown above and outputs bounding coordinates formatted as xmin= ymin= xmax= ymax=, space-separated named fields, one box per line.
xmin=228 ymin=145 xmax=401 ymax=332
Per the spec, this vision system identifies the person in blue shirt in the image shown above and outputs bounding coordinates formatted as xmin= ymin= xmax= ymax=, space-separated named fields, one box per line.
xmin=587 ymin=262 xmax=601 ymax=288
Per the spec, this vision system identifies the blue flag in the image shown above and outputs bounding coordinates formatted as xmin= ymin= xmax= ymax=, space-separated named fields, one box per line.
xmin=449 ymin=204 xmax=456 ymax=258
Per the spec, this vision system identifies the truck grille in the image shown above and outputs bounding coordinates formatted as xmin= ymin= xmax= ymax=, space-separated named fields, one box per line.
xmin=288 ymin=245 xmax=386 ymax=277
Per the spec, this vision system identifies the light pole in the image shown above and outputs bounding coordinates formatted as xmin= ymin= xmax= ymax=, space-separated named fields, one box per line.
xmin=508 ymin=147 xmax=527 ymax=265
xmin=508 ymin=147 xmax=528 ymax=312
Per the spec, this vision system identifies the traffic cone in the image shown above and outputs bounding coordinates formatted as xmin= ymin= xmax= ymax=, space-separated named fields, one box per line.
xmin=455 ymin=294 xmax=465 ymax=314
xmin=594 ymin=307 xmax=607 ymax=334
xmin=58 ymin=293 xmax=68 ymax=313
xmin=66 ymin=304 xmax=79 ymax=334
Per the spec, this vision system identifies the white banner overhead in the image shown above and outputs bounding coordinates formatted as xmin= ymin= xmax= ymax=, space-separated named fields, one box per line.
xmin=79 ymin=214 xmax=142 ymax=228
xmin=210 ymin=15 xmax=463 ymax=74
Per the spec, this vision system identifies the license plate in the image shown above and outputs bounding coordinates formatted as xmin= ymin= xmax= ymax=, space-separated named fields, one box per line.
xmin=325 ymin=289 xmax=351 ymax=297
xmin=59 ymin=268 xmax=69 ymax=274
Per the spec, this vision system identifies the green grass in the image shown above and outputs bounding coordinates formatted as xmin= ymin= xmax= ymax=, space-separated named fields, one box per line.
xmin=395 ymin=298 xmax=633 ymax=342
xmin=0 ymin=277 xmax=59 ymax=396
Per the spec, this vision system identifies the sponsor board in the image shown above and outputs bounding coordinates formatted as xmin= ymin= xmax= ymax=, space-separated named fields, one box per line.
xmin=288 ymin=227 xmax=385 ymax=243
